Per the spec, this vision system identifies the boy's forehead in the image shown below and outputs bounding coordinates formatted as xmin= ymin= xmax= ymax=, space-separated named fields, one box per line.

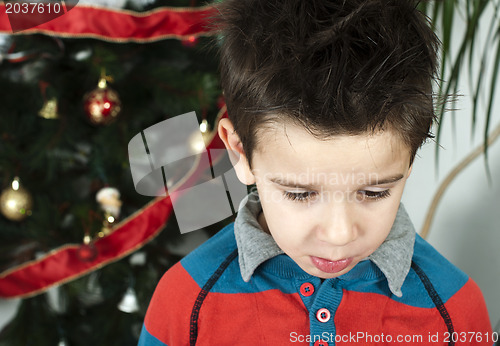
xmin=252 ymin=121 xmax=411 ymax=177
xmin=255 ymin=121 xmax=408 ymax=154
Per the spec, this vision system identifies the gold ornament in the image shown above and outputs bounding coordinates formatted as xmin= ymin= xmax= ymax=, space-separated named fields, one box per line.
xmin=0 ymin=177 xmax=33 ymax=221
xmin=38 ymin=98 xmax=59 ymax=119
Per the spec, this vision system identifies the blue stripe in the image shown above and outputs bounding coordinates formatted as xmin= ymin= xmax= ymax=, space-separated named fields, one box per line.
xmin=410 ymin=234 xmax=469 ymax=304
xmin=212 ymin=255 xmax=300 ymax=294
xmin=338 ymin=235 xmax=469 ymax=308
xmin=181 ymin=224 xmax=301 ymax=294
xmin=137 ymin=324 xmax=168 ymax=346
xmin=180 ymin=223 xmax=239 ymax=288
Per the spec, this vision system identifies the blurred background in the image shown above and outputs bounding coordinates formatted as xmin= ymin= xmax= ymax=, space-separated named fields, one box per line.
xmin=0 ymin=0 xmax=499 ymax=345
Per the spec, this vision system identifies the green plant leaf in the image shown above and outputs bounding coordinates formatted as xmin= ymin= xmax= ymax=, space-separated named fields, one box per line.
xmin=483 ymin=26 xmax=500 ymax=177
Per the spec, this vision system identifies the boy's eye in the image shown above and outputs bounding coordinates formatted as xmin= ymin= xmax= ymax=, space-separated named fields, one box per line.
xmin=283 ymin=191 xmax=317 ymax=203
xmin=357 ymin=189 xmax=391 ymax=201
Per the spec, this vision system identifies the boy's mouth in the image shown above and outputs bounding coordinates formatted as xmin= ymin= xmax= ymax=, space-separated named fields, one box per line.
xmin=310 ymin=256 xmax=352 ymax=274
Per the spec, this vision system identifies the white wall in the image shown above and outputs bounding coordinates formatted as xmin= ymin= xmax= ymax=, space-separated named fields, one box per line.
xmin=402 ymin=4 xmax=500 ymax=328
xmin=403 ymin=115 xmax=500 ymax=329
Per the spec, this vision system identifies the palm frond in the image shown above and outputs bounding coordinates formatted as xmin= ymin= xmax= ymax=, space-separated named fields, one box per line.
xmin=422 ymin=0 xmax=498 ymax=168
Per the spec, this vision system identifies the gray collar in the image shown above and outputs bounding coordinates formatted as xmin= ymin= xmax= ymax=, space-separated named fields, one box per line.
xmin=234 ymin=192 xmax=415 ymax=297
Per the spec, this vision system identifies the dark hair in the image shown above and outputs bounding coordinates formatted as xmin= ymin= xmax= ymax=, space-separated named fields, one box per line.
xmin=215 ymin=0 xmax=440 ymax=166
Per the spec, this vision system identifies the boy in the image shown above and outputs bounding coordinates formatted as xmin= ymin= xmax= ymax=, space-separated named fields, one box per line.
xmin=139 ymin=0 xmax=492 ymax=344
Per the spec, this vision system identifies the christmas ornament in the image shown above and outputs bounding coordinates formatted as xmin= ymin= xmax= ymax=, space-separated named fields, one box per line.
xmin=0 ymin=177 xmax=33 ymax=221
xmin=200 ymin=119 xmax=214 ymax=145
xmin=96 ymin=187 xmax=121 ymax=218
xmin=38 ymin=97 xmax=59 ymax=119
xmin=83 ymin=74 xmax=121 ymax=125
xmin=0 ymin=34 xmax=12 ymax=57
xmin=72 ymin=47 xmax=92 ymax=61
xmin=77 ymin=272 xmax=104 ymax=306
xmin=77 ymin=234 xmax=98 ymax=262
xmin=117 ymin=287 xmax=139 ymax=313
xmin=190 ymin=119 xmax=213 ymax=153
xmin=46 ymin=285 xmax=67 ymax=314
xmin=58 ymin=339 xmax=69 ymax=346
xmin=96 ymin=187 xmax=122 ymax=237
xmin=181 ymin=35 xmax=199 ymax=47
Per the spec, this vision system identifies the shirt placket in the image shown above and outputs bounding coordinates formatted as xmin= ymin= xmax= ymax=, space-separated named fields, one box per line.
xmin=297 ymin=277 xmax=343 ymax=346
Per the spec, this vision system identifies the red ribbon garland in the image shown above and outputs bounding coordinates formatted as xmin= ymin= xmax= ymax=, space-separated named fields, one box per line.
xmin=0 ymin=3 xmax=217 ymax=42
xmin=0 ymin=2 xmax=224 ymax=298
xmin=0 ymin=197 xmax=173 ymax=298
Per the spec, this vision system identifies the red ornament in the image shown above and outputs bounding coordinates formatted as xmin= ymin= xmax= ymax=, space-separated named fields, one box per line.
xmin=182 ymin=35 xmax=199 ymax=47
xmin=77 ymin=242 xmax=98 ymax=262
xmin=83 ymin=77 xmax=121 ymax=125
xmin=77 ymin=234 xmax=98 ymax=262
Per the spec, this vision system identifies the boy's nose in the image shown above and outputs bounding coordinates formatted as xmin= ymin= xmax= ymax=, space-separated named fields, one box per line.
xmin=318 ymin=203 xmax=357 ymax=246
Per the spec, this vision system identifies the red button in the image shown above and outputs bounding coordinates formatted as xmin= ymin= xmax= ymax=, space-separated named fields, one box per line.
xmin=316 ymin=308 xmax=331 ymax=323
xmin=300 ymin=282 xmax=314 ymax=297
xmin=314 ymin=340 xmax=328 ymax=346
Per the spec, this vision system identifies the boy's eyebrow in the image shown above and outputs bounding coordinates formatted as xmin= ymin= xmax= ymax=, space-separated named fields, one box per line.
xmin=370 ymin=174 xmax=405 ymax=185
xmin=268 ymin=174 xmax=405 ymax=189
xmin=268 ymin=177 xmax=316 ymax=190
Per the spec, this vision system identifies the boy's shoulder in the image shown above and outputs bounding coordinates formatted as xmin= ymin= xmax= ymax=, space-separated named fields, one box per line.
xmin=410 ymin=233 xmax=470 ymax=293
xmin=140 ymin=224 xmax=239 ymax=345
xmin=184 ymin=222 xmax=238 ymax=260
xmin=403 ymin=234 xmax=491 ymax=333
xmin=178 ymin=222 xmax=239 ymax=287
xmin=400 ymin=233 xmax=476 ymax=304
xmin=402 ymin=234 xmax=490 ymax=330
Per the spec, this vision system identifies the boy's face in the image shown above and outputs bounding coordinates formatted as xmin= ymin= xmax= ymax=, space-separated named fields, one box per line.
xmin=219 ymin=119 xmax=412 ymax=279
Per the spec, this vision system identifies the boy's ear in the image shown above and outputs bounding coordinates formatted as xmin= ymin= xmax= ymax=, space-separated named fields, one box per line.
xmin=218 ymin=118 xmax=256 ymax=185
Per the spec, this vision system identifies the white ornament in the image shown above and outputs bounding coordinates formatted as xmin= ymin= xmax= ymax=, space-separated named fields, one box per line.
xmin=117 ymin=287 xmax=139 ymax=313
xmin=96 ymin=187 xmax=122 ymax=218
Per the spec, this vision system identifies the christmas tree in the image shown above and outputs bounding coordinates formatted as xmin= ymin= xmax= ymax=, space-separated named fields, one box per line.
xmin=0 ymin=1 xmax=231 ymax=345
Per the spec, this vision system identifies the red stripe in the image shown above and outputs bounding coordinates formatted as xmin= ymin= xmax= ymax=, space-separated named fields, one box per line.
xmin=336 ymin=290 xmax=447 ymax=345
xmin=144 ymin=262 xmax=200 ymax=345
xmin=145 ymin=263 xmax=310 ymax=345
xmin=335 ymin=285 xmax=492 ymax=345
xmin=444 ymin=279 xmax=493 ymax=345
xmin=196 ymin=290 xmax=310 ymax=345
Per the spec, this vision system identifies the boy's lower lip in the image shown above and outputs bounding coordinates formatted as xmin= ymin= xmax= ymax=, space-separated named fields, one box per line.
xmin=310 ymin=256 xmax=352 ymax=274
